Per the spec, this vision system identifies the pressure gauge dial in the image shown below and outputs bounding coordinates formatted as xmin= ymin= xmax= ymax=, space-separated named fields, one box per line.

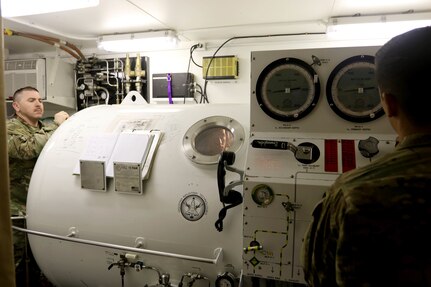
xmin=256 ymin=57 xmax=320 ymax=121
xmin=326 ymin=55 xmax=384 ymax=122
xmin=251 ymin=184 xmax=274 ymax=207
xmin=215 ymin=272 xmax=235 ymax=287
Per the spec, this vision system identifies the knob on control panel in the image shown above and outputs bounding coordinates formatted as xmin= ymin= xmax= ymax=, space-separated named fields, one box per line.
xmin=358 ymin=136 xmax=379 ymax=158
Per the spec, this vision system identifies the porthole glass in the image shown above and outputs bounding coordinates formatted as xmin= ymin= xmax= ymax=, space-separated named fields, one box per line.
xmin=194 ymin=126 xmax=234 ymax=156
xmin=183 ymin=116 xmax=245 ymax=164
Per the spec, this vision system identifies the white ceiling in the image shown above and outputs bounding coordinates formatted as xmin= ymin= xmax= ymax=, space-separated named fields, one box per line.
xmin=3 ymin=0 xmax=431 ymax=55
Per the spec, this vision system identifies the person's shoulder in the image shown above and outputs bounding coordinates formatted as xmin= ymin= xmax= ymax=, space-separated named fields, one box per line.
xmin=7 ymin=117 xmax=27 ymax=132
xmin=6 ymin=117 xmax=19 ymax=125
xmin=327 ymin=157 xmax=394 ymax=204
xmin=336 ymin=149 xmax=403 ymax=185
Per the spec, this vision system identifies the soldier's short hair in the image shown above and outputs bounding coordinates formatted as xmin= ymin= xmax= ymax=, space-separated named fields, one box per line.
xmin=375 ymin=26 xmax=431 ymax=126
xmin=12 ymin=86 xmax=40 ymax=102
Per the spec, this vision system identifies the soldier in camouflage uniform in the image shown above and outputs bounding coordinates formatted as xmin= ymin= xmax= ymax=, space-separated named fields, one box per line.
xmin=302 ymin=27 xmax=431 ymax=286
xmin=7 ymin=86 xmax=69 ymax=287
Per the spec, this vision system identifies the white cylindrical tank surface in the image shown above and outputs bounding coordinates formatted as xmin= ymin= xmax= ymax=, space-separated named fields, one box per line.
xmin=27 ymin=101 xmax=249 ymax=287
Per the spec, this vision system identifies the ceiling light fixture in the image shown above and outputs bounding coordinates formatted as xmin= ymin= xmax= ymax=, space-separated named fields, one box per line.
xmin=327 ymin=12 xmax=431 ymax=40
xmin=1 ymin=0 xmax=99 ymax=17
xmin=98 ymin=30 xmax=179 ymax=52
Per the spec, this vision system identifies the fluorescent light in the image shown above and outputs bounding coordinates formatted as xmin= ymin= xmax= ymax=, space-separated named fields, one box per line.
xmin=98 ymin=30 xmax=179 ymax=52
xmin=1 ymin=0 xmax=99 ymax=17
xmin=327 ymin=12 xmax=431 ymax=40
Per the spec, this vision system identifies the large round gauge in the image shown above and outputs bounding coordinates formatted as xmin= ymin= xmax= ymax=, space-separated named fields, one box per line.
xmin=256 ymin=57 xmax=320 ymax=121
xmin=326 ymin=55 xmax=384 ymax=122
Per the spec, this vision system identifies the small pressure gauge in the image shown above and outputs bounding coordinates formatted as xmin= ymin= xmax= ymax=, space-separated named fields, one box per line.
xmin=251 ymin=184 xmax=274 ymax=207
xmin=256 ymin=57 xmax=320 ymax=121
xmin=215 ymin=272 xmax=235 ymax=287
xmin=326 ymin=55 xmax=384 ymax=122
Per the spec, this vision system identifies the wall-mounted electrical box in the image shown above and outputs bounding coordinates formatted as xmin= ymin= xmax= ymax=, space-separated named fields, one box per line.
xmin=152 ymin=72 xmax=194 ymax=100
xmin=202 ymin=55 xmax=239 ymax=80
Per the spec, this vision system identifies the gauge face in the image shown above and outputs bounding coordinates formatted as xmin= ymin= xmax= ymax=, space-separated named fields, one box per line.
xmin=251 ymin=184 xmax=274 ymax=207
xmin=326 ymin=55 xmax=384 ymax=122
xmin=256 ymin=57 xmax=320 ymax=121
xmin=215 ymin=272 xmax=235 ymax=287
xmin=216 ymin=278 xmax=233 ymax=287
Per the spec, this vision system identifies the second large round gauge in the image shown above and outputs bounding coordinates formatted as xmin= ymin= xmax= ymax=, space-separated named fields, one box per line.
xmin=326 ymin=55 xmax=384 ymax=122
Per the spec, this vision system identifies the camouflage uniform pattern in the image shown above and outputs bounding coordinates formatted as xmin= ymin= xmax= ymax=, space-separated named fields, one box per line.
xmin=303 ymin=133 xmax=431 ymax=287
xmin=7 ymin=117 xmax=58 ymax=287
xmin=7 ymin=117 xmax=58 ymax=215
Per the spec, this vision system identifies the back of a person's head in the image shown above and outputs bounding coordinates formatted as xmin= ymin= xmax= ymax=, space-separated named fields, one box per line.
xmin=375 ymin=26 xmax=431 ymax=126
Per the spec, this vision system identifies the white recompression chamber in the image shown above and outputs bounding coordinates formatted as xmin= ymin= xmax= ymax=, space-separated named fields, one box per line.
xmin=26 ymin=100 xmax=249 ymax=287
xmin=25 ymin=45 xmax=399 ymax=287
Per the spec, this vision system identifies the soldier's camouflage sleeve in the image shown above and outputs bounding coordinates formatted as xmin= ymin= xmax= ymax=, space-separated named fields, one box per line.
xmin=7 ymin=118 xmax=58 ymax=160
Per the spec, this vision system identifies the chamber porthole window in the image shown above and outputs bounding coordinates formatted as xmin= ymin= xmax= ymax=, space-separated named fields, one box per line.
xmin=182 ymin=116 xmax=245 ymax=165
xmin=194 ymin=126 xmax=235 ymax=156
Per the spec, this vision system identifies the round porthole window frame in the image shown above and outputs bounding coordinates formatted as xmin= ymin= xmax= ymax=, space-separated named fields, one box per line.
xmin=182 ymin=116 xmax=245 ymax=165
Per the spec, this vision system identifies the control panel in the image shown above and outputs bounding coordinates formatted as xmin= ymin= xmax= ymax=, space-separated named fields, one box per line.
xmin=244 ymin=46 xmax=396 ymax=283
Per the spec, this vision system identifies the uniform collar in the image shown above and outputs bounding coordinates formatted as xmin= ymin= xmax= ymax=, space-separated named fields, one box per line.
xmin=397 ymin=133 xmax=431 ymax=149
xmin=14 ymin=115 xmax=43 ymax=129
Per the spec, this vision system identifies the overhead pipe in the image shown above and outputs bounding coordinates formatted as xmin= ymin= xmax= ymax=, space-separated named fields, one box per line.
xmin=3 ymin=28 xmax=85 ymax=61
xmin=17 ymin=30 xmax=86 ymax=61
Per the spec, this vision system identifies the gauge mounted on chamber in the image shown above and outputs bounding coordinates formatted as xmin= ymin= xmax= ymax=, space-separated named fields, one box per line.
xmin=326 ymin=55 xmax=384 ymax=123
xmin=255 ymin=57 xmax=320 ymax=122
